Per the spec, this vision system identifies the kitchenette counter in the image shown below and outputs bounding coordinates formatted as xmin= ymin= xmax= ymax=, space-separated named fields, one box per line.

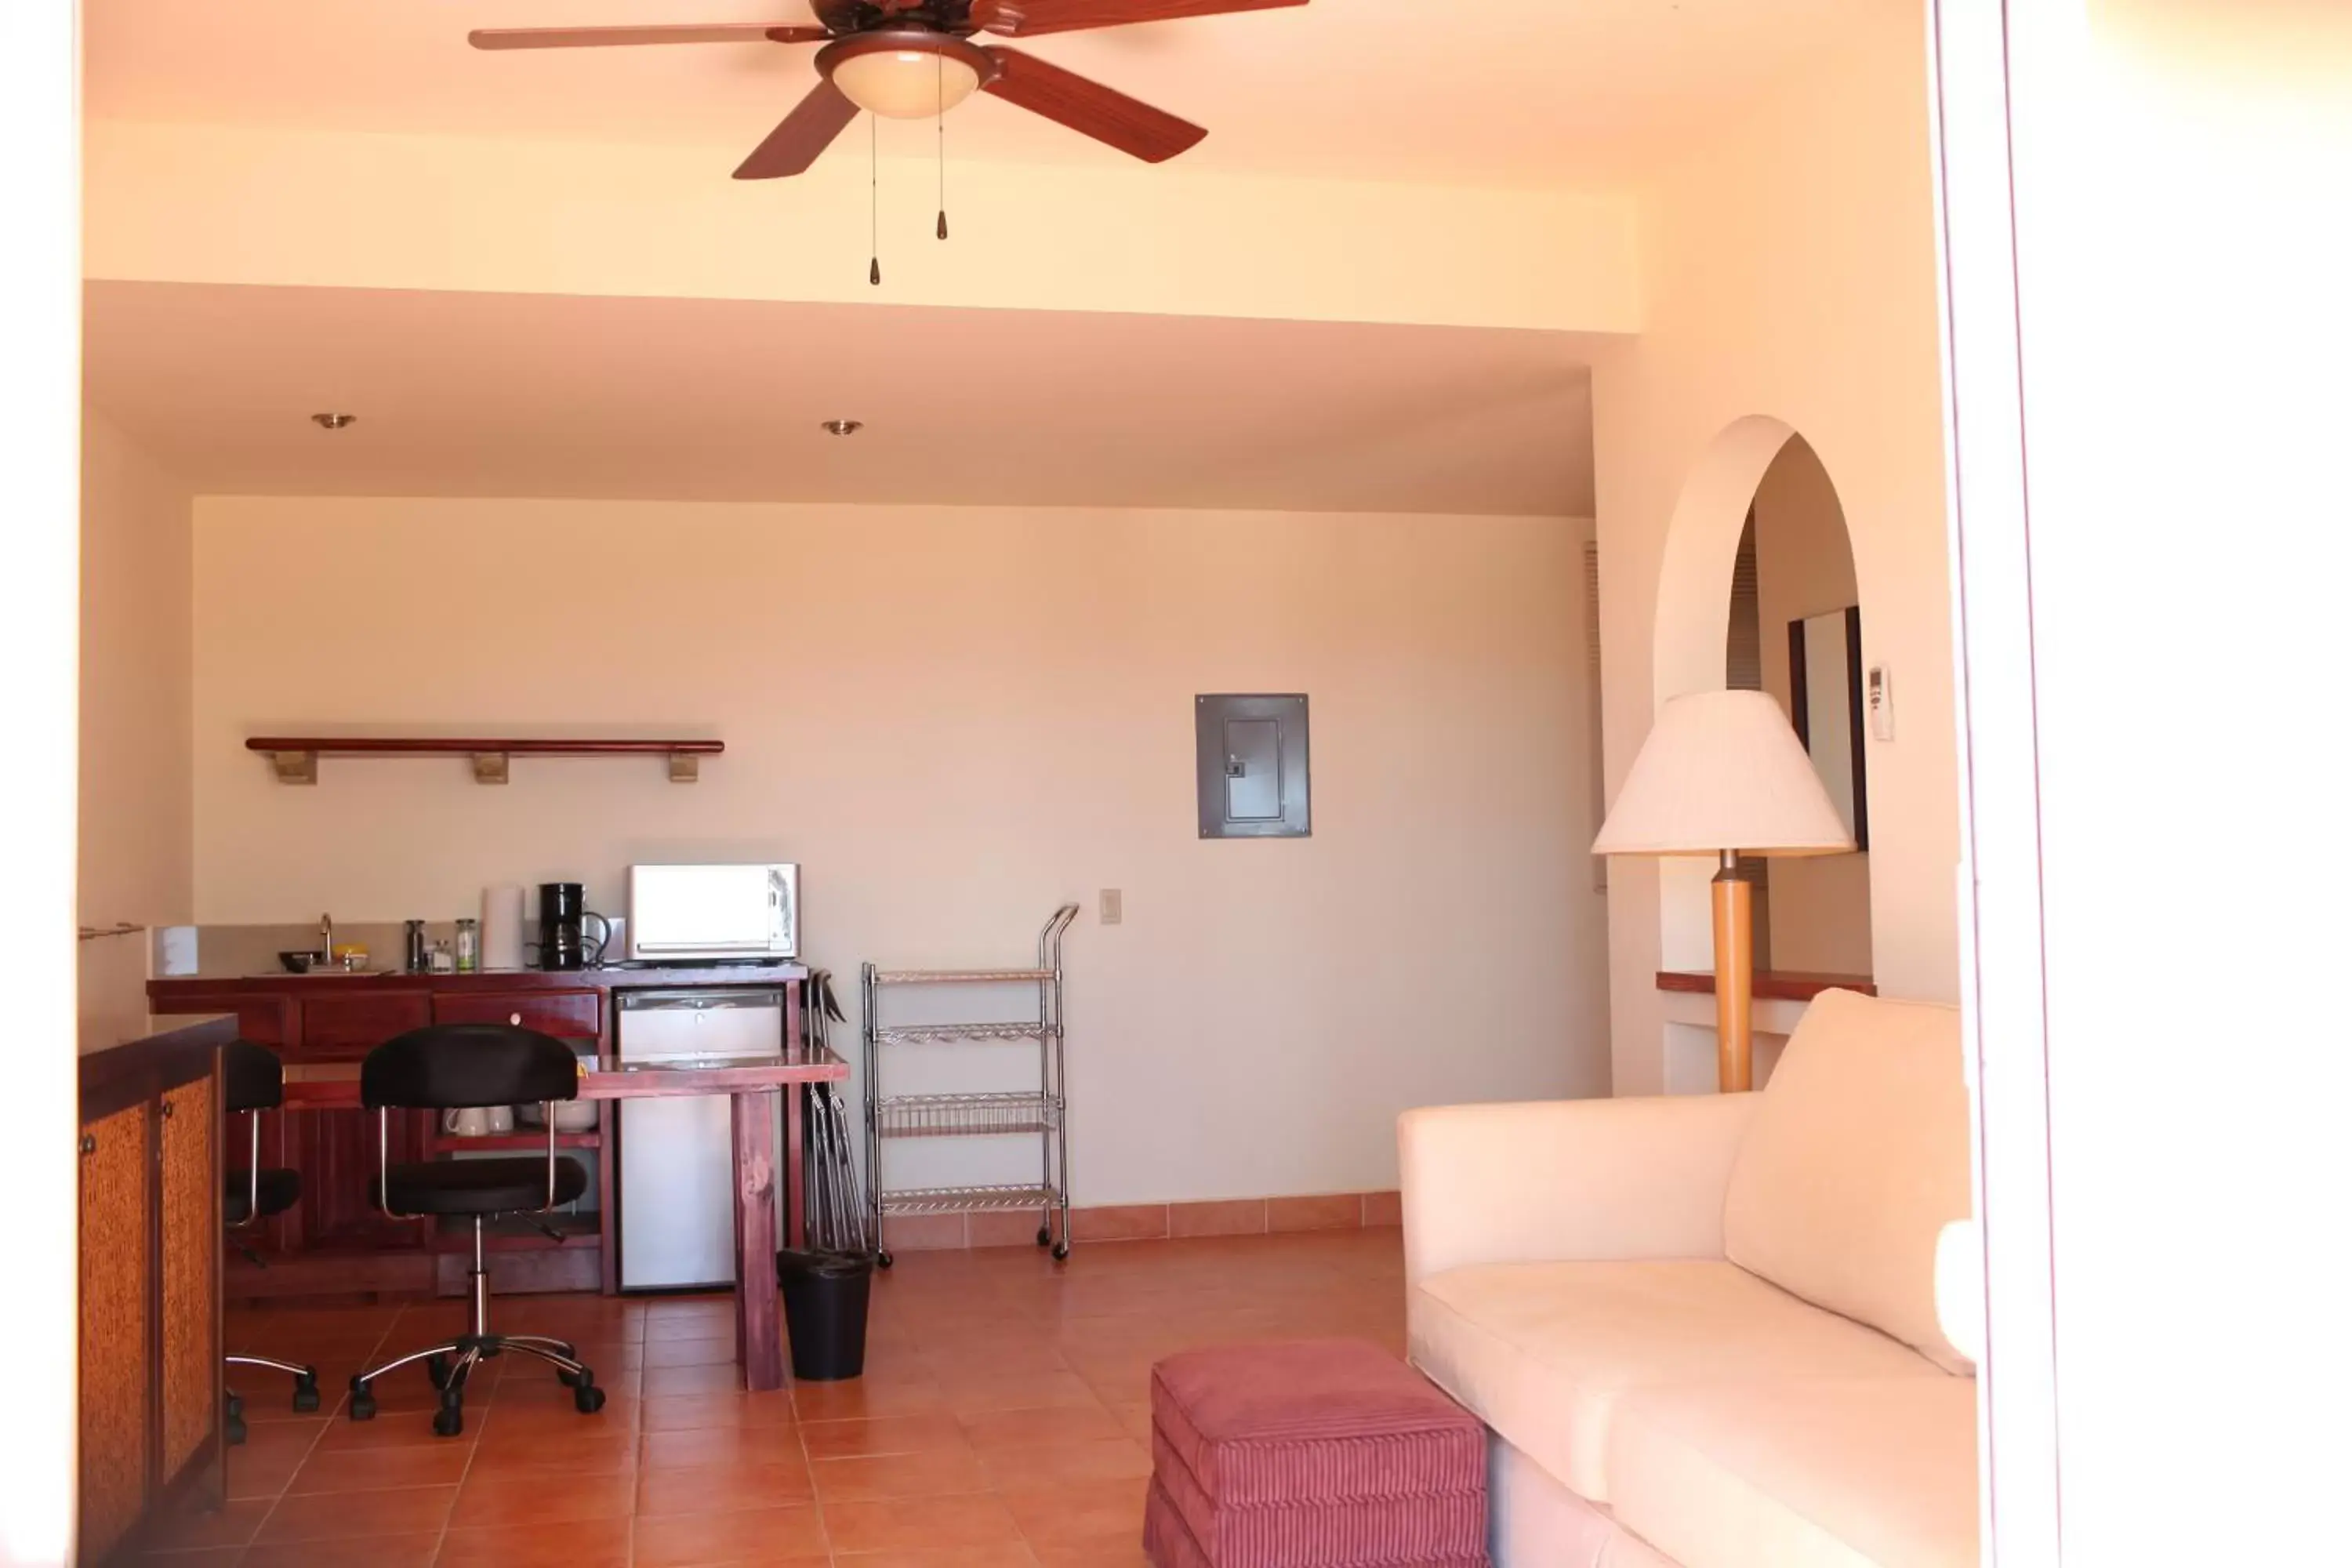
xmin=147 ymin=964 xmax=820 ymax=1307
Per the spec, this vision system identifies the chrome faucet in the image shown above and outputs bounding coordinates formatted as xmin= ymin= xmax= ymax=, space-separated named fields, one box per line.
xmin=321 ymin=913 xmax=335 ymax=967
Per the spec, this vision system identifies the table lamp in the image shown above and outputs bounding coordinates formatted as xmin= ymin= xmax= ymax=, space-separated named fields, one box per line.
xmin=1594 ymin=689 xmax=1855 ymax=1092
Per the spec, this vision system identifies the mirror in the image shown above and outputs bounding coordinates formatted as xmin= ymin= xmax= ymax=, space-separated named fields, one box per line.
xmin=1789 ymin=606 xmax=1867 ymax=850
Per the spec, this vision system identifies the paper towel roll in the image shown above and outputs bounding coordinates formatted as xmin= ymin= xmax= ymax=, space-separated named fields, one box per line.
xmin=482 ymin=884 xmax=527 ymax=971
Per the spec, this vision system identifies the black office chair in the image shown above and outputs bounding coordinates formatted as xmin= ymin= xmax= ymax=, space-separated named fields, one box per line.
xmin=222 ymin=1039 xmax=321 ymax=1445
xmin=345 ymin=1024 xmax=606 ymax=1436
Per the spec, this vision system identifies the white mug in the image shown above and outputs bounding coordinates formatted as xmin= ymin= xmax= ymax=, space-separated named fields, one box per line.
xmin=485 ymin=1105 xmax=516 ymax=1135
xmin=442 ymin=1106 xmax=490 ymax=1138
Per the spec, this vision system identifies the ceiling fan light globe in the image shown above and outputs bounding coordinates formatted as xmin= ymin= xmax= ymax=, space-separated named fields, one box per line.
xmin=831 ymin=50 xmax=983 ymax=118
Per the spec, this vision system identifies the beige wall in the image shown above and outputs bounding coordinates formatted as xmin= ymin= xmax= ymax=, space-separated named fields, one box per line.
xmin=1752 ymin=437 xmax=1872 ymax=975
xmin=192 ymin=496 xmax=1609 ymax=1203
xmin=79 ymin=410 xmax=194 ymax=1047
xmin=1593 ymin=0 xmax=1957 ymax=1094
xmin=86 ymin=120 xmax=1640 ymax=336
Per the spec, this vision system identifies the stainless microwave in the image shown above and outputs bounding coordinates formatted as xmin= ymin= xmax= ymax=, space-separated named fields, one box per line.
xmin=627 ymin=863 xmax=799 ymax=961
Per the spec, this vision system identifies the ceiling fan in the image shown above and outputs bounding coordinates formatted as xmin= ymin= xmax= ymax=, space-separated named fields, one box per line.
xmin=470 ymin=2 xmax=1312 ymax=180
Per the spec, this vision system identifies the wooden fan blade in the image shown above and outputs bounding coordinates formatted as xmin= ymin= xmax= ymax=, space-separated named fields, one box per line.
xmin=470 ymin=24 xmax=829 ymax=50
xmin=981 ymin=47 xmax=1205 ymax=162
xmin=733 ymin=79 xmax=860 ymax=179
xmin=970 ymin=0 xmax=1308 ymax=38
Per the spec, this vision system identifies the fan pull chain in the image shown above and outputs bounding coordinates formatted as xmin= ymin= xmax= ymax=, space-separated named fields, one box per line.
xmin=869 ymin=113 xmax=881 ymax=287
xmin=937 ymin=54 xmax=950 ymax=241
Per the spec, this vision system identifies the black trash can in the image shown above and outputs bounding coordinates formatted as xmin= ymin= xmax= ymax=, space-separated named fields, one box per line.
xmin=777 ymin=1248 xmax=875 ymax=1381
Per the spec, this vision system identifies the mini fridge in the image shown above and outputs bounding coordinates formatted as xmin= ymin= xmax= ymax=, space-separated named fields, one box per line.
xmin=614 ymin=987 xmax=786 ymax=1292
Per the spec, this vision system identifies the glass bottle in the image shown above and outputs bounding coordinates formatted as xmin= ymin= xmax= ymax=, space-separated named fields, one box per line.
xmin=455 ymin=917 xmax=481 ymax=973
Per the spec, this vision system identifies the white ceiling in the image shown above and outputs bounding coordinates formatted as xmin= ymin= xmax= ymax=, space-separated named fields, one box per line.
xmin=85 ymin=282 xmax=1599 ymax=516
xmin=86 ymin=0 xmax=1872 ymax=191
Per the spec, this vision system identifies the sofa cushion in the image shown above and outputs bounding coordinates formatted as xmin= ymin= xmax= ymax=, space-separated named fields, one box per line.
xmin=1723 ymin=990 xmax=1976 ymax=1373
xmin=1607 ymin=1377 xmax=1980 ymax=1568
xmin=1409 ymin=1260 xmax=1945 ymax=1503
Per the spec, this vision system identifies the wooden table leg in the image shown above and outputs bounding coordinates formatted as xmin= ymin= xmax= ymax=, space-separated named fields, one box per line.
xmin=730 ymin=1090 xmax=786 ymax=1392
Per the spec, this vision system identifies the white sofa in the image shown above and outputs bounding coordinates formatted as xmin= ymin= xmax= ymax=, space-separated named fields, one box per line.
xmin=1399 ymin=991 xmax=1979 ymax=1568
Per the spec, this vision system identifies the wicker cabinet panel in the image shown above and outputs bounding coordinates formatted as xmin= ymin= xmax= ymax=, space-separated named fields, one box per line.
xmin=79 ymin=1102 xmax=154 ymax=1562
xmin=160 ymin=1077 xmax=219 ymax=1483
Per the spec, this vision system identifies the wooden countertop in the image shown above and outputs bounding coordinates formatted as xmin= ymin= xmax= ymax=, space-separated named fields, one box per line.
xmin=1656 ymin=970 xmax=1876 ymax=1002
xmin=150 ymin=962 xmax=809 ymax=1001
xmin=80 ymin=1014 xmax=237 ymax=1117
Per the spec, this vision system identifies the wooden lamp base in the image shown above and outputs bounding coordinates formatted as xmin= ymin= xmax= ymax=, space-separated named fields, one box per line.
xmin=1711 ymin=853 xmax=1755 ymax=1093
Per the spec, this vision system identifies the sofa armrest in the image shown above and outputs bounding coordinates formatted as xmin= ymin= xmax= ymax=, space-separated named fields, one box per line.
xmin=1399 ymin=1094 xmax=1761 ymax=1286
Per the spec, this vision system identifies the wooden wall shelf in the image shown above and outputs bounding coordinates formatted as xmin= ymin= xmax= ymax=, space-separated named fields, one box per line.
xmin=1657 ymin=970 xmax=1877 ymax=1002
xmin=245 ymin=736 xmax=722 ymax=786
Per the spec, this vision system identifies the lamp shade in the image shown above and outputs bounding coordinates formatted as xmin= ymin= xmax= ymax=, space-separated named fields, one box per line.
xmin=1594 ymin=689 xmax=1857 ymax=858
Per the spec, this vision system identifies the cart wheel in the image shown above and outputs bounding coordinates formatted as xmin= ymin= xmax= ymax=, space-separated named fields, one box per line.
xmin=1051 ymin=1241 xmax=1072 ymax=1261
xmin=876 ymin=1250 xmax=895 ymax=1270
xmin=1036 ymin=1226 xmax=1052 ymax=1248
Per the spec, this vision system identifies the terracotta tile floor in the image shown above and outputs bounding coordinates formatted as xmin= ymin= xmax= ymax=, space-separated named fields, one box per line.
xmin=151 ymin=1230 xmax=1405 ymax=1566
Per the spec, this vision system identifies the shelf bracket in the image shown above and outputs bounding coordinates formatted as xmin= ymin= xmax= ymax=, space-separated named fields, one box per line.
xmin=270 ymin=750 xmax=318 ymax=786
xmin=667 ymin=752 xmax=700 ymax=784
xmin=470 ymin=752 xmax=510 ymax=786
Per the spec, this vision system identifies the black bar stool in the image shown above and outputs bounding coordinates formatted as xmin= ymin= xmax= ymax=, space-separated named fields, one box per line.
xmin=221 ymin=1039 xmax=321 ymax=1444
xmin=345 ymin=1023 xmax=605 ymax=1436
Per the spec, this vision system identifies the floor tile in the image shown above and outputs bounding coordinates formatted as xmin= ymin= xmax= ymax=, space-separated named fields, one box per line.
xmin=937 ymin=1370 xmax=1106 ymax=1417
xmin=834 ymin=1548 xmax=1040 ymax=1568
xmin=821 ymin=1493 xmax=1025 ymax=1555
xmin=809 ymin=1446 xmax=991 ymax=1502
xmin=642 ymin=1391 xmax=801 ymax=1432
xmin=789 ymin=1377 xmax=947 ymax=1421
xmin=244 ymin=1534 xmax=441 ymax=1568
xmin=640 ymin=1422 xmax=811 ymax=1469
xmin=641 ymin=1360 xmax=757 ymax=1398
xmin=643 ymin=1334 xmax=740 ymax=1368
xmin=225 ymin=1419 xmax=329 ymax=1499
xmin=446 ymin=1468 xmax=636 ymax=1529
xmin=144 ymin=1497 xmax=274 ymax=1552
xmin=468 ymin=1424 xmax=640 ymax=1476
xmin=252 ymin=1484 xmax=459 ymax=1544
xmin=977 ymin=1438 xmax=1152 ymax=1492
xmin=1002 ymin=1476 xmax=1149 ymax=1547
xmin=960 ymin=1404 xmax=1128 ymax=1451
xmin=798 ymin=1414 xmax=971 ymax=1461
xmin=634 ymin=1457 xmax=816 ymax=1515
xmin=288 ymin=1440 xmax=476 ymax=1494
xmin=631 ymin=1501 xmax=830 ymax=1566
xmin=433 ymin=1515 xmax=633 ymax=1567
xmin=132 ymin=1548 xmax=244 ymax=1567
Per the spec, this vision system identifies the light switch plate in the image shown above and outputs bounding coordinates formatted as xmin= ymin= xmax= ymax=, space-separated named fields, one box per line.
xmin=1099 ymin=889 xmax=1123 ymax=926
xmin=1868 ymin=665 xmax=1896 ymax=740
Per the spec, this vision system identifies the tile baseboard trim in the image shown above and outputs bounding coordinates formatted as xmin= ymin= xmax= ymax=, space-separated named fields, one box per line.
xmin=881 ymin=1191 xmax=1403 ymax=1253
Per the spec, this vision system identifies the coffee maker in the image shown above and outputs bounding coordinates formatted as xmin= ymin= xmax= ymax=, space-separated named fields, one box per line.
xmin=536 ymin=882 xmax=610 ymax=971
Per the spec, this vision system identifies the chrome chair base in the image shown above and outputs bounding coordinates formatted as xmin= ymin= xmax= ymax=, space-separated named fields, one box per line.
xmin=223 ymin=1353 xmax=321 ymax=1445
xmin=346 ymin=1218 xmax=604 ymax=1436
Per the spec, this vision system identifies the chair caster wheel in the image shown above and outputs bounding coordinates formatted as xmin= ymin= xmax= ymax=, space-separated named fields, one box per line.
xmin=574 ymin=1384 xmax=607 ymax=1415
xmin=347 ymin=1391 xmax=378 ymax=1422
xmin=558 ymin=1367 xmax=590 ymax=1388
xmin=225 ymin=1394 xmax=248 ymax=1447
xmin=432 ymin=1406 xmax=464 ymax=1438
xmin=1051 ymin=1241 xmax=1072 ymax=1261
xmin=876 ymin=1250 xmax=895 ymax=1270
xmin=292 ymin=1371 xmax=321 ymax=1413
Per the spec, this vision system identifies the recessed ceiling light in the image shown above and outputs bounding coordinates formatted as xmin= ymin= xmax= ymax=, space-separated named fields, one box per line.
xmin=822 ymin=419 xmax=866 ymax=437
xmin=310 ymin=412 xmax=358 ymax=430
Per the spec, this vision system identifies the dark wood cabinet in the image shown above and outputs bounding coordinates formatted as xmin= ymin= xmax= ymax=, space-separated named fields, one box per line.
xmin=79 ymin=1021 xmax=228 ymax=1563
xmin=292 ymin=989 xmax=431 ymax=1061
xmin=434 ymin=988 xmax=601 ymax=1040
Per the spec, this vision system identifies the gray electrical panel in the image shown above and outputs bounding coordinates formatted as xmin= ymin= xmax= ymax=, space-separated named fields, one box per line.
xmin=1196 ymin=695 xmax=1311 ymax=839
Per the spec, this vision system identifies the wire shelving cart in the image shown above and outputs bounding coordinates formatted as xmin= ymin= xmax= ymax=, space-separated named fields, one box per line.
xmin=862 ymin=904 xmax=1080 ymax=1266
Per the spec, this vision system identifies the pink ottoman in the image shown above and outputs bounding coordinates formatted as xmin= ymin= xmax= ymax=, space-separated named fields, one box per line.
xmin=1145 ymin=1339 xmax=1489 ymax=1568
